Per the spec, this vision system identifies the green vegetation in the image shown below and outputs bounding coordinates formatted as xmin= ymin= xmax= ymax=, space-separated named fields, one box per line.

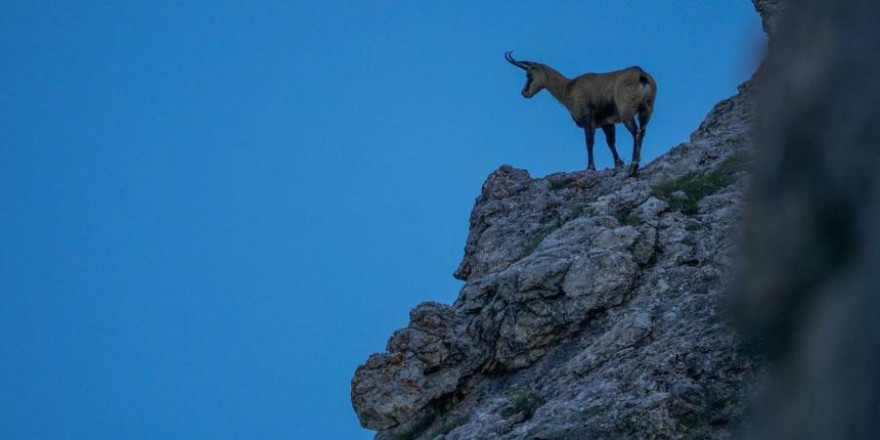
xmin=430 ymin=416 xmax=469 ymax=439
xmin=614 ymin=205 xmax=643 ymax=226
xmin=570 ymin=195 xmax=598 ymax=219
xmin=394 ymin=411 xmax=468 ymax=440
xmin=521 ymin=221 xmax=564 ymax=258
xmin=549 ymin=178 xmax=575 ymax=190
xmin=685 ymin=223 xmax=701 ymax=233
xmin=501 ymin=393 xmax=547 ymax=421
xmin=651 ymin=151 xmax=750 ymax=215
xmin=397 ymin=411 xmax=437 ymax=440
xmin=624 ymin=214 xmax=643 ymax=226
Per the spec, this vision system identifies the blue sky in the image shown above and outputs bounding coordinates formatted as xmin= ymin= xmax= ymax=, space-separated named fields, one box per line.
xmin=0 ymin=2 xmax=762 ymax=439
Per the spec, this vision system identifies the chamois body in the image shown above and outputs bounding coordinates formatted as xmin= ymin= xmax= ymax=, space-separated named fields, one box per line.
xmin=505 ymin=52 xmax=657 ymax=173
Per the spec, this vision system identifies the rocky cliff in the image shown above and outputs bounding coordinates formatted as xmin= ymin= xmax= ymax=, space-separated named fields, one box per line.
xmin=351 ymin=3 xmax=786 ymax=440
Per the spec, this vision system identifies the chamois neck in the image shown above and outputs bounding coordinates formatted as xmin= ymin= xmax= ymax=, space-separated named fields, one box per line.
xmin=541 ymin=65 xmax=570 ymax=105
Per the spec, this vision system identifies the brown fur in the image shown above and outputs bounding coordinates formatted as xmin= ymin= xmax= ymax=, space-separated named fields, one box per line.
xmin=506 ymin=52 xmax=657 ymax=173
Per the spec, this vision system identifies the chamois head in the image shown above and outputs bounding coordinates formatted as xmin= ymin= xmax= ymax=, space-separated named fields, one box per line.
xmin=505 ymin=51 xmax=546 ymax=98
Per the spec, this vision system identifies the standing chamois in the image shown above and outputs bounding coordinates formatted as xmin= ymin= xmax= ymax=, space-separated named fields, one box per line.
xmin=505 ymin=51 xmax=657 ymax=174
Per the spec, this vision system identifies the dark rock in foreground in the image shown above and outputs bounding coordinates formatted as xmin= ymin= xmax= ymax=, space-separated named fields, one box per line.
xmin=735 ymin=0 xmax=880 ymax=438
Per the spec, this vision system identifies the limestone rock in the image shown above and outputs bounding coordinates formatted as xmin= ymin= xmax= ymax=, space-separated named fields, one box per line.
xmin=353 ymin=84 xmax=758 ymax=437
xmin=351 ymin=2 xmax=784 ymax=438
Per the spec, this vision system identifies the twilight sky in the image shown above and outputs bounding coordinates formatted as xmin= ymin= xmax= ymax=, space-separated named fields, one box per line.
xmin=0 ymin=1 xmax=763 ymax=439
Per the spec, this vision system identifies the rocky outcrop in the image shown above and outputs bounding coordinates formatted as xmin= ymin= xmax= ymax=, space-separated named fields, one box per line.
xmin=353 ymin=83 xmax=757 ymax=438
xmin=350 ymin=3 xmax=795 ymax=439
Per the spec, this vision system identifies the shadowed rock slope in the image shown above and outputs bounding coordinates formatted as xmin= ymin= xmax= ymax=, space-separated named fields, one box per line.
xmin=351 ymin=3 xmax=782 ymax=439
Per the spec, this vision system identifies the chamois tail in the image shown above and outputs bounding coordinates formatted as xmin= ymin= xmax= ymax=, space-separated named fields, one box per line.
xmin=637 ymin=75 xmax=655 ymax=129
xmin=638 ymin=75 xmax=651 ymax=97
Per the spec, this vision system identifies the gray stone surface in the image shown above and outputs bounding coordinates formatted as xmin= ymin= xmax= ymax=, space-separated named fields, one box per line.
xmin=350 ymin=3 xmax=794 ymax=439
xmin=352 ymin=92 xmax=757 ymax=438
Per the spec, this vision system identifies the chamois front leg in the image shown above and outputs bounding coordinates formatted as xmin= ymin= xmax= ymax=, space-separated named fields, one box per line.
xmin=635 ymin=126 xmax=646 ymax=170
xmin=584 ymin=123 xmax=597 ymax=171
xmin=601 ymin=125 xmax=625 ymax=169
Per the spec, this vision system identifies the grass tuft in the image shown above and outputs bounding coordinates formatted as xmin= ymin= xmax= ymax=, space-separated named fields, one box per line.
xmin=429 ymin=416 xmax=469 ymax=439
xmin=397 ymin=411 xmax=437 ymax=440
xmin=501 ymin=393 xmax=547 ymax=421
xmin=614 ymin=205 xmax=643 ymax=226
xmin=549 ymin=178 xmax=575 ymax=190
xmin=651 ymin=151 xmax=749 ymax=215
xmin=521 ymin=220 xmax=564 ymax=258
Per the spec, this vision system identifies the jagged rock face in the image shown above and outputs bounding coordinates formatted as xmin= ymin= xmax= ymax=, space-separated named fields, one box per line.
xmin=351 ymin=303 xmax=476 ymax=430
xmin=351 ymin=3 xmax=782 ymax=438
xmin=352 ymin=80 xmax=760 ymax=439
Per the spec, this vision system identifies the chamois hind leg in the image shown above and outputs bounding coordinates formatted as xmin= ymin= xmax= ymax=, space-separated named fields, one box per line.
xmin=636 ymin=105 xmax=652 ymax=163
xmin=601 ymin=125 xmax=625 ymax=169
xmin=584 ymin=124 xmax=597 ymax=171
xmin=622 ymin=117 xmax=641 ymax=175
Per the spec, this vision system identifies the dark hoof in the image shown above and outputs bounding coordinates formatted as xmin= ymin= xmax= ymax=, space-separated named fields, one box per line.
xmin=629 ymin=163 xmax=640 ymax=176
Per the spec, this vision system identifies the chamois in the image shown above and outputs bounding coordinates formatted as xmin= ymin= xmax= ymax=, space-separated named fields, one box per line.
xmin=505 ymin=51 xmax=657 ymax=174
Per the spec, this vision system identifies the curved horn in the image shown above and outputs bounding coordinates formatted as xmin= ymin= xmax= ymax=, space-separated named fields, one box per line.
xmin=505 ymin=51 xmax=532 ymax=70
